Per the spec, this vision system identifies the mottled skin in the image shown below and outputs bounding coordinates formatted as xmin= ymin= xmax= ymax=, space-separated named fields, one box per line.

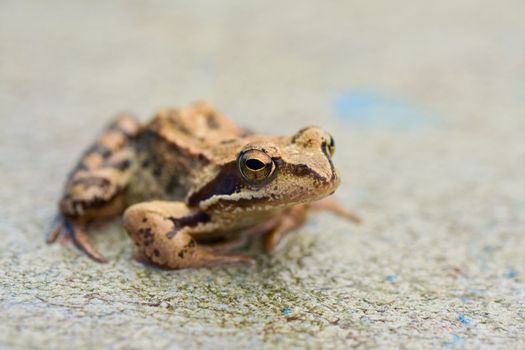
xmin=48 ymin=102 xmax=359 ymax=269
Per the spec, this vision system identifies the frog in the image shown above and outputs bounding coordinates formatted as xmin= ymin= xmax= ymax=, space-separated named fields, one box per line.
xmin=47 ymin=102 xmax=360 ymax=269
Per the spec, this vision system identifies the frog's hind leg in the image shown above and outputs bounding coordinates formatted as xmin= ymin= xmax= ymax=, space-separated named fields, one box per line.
xmin=123 ymin=201 xmax=254 ymax=269
xmin=48 ymin=114 xmax=140 ymax=262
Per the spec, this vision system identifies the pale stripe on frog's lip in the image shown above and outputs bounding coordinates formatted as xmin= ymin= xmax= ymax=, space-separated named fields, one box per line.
xmin=197 ymin=191 xmax=273 ymax=211
xmin=199 ymin=190 xmax=333 ymax=213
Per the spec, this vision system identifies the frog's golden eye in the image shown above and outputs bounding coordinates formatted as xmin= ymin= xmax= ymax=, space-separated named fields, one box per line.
xmin=238 ymin=150 xmax=275 ymax=183
xmin=323 ymin=134 xmax=335 ymax=158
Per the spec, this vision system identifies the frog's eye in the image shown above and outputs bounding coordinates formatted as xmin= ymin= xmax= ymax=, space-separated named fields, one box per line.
xmin=238 ymin=150 xmax=275 ymax=183
xmin=323 ymin=134 xmax=335 ymax=158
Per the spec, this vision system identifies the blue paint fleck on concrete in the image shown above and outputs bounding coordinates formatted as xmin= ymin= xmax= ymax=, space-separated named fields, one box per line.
xmin=333 ymin=89 xmax=439 ymax=130
xmin=457 ymin=313 xmax=470 ymax=325
xmin=467 ymin=288 xmax=482 ymax=296
xmin=450 ymin=334 xmax=465 ymax=346
xmin=385 ymin=274 xmax=398 ymax=282
xmin=443 ymin=333 xmax=465 ymax=348
xmin=503 ymin=269 xmax=517 ymax=279
xmin=281 ymin=308 xmax=291 ymax=315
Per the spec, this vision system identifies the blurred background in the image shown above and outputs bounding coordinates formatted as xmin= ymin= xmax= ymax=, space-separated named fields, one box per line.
xmin=1 ymin=1 xmax=524 ymax=349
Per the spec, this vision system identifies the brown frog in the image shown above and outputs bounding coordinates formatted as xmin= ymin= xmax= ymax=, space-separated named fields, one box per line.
xmin=48 ymin=102 xmax=359 ymax=269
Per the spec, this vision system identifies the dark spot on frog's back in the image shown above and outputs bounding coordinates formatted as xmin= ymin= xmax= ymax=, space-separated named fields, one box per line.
xmin=109 ymin=122 xmax=135 ymax=137
xmin=72 ymin=176 xmax=111 ymax=188
xmin=88 ymin=144 xmax=112 ymax=158
xmin=153 ymin=163 xmax=163 ymax=177
xmin=146 ymin=154 xmax=164 ymax=177
xmin=206 ymin=113 xmax=220 ymax=129
xmin=73 ymin=162 xmax=90 ymax=172
xmin=197 ymin=154 xmax=208 ymax=162
xmin=165 ymin=176 xmax=179 ymax=195
xmin=104 ymin=159 xmax=131 ymax=171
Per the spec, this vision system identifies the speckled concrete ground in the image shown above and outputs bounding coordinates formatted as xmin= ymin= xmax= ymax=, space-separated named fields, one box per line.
xmin=1 ymin=1 xmax=524 ymax=349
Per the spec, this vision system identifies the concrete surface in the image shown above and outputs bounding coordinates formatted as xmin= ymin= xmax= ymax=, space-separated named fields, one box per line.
xmin=1 ymin=1 xmax=524 ymax=349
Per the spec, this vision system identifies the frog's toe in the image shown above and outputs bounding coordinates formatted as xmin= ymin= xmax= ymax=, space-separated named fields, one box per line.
xmin=46 ymin=216 xmax=72 ymax=245
xmin=46 ymin=219 xmax=64 ymax=244
xmin=68 ymin=221 xmax=108 ymax=263
xmin=48 ymin=218 xmax=108 ymax=263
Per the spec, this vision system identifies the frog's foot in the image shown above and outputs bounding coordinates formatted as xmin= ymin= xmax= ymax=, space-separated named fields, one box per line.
xmin=47 ymin=216 xmax=108 ymax=263
xmin=123 ymin=201 xmax=254 ymax=269
xmin=309 ymin=198 xmax=361 ymax=224
xmin=264 ymin=204 xmax=310 ymax=252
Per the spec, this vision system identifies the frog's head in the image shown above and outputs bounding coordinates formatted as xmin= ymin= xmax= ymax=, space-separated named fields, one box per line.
xmin=188 ymin=126 xmax=341 ymax=212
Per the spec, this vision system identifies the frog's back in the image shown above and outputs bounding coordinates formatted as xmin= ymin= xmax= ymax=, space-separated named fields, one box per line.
xmin=145 ymin=102 xmax=247 ymax=147
xmin=127 ymin=102 xmax=248 ymax=203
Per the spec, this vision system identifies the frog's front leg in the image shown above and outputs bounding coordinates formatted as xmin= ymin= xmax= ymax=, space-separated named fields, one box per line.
xmin=123 ymin=201 xmax=254 ymax=269
xmin=47 ymin=114 xmax=140 ymax=262
xmin=264 ymin=200 xmax=361 ymax=251
xmin=309 ymin=198 xmax=361 ymax=223
xmin=264 ymin=205 xmax=310 ymax=252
